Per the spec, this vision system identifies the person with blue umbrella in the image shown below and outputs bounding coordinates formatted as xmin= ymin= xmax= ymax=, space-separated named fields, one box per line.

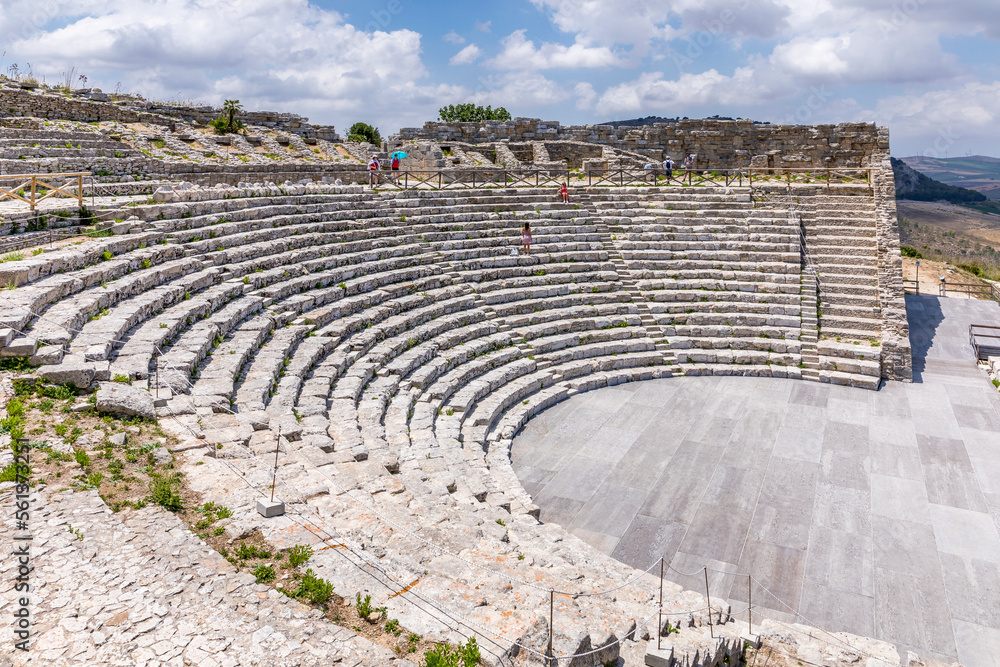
xmin=390 ymin=150 xmax=407 ymax=182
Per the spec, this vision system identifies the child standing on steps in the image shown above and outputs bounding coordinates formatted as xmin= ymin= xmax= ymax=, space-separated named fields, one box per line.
xmin=521 ymin=222 xmax=532 ymax=255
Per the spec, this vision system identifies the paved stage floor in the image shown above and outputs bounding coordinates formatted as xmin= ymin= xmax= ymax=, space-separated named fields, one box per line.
xmin=511 ymin=295 xmax=1000 ymax=665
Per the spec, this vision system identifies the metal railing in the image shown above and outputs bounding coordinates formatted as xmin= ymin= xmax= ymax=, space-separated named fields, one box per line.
xmin=370 ymin=167 xmax=874 ymax=191
xmin=939 ymin=279 xmax=1000 ymax=303
xmin=0 ymin=172 xmax=92 ymax=210
xmin=969 ymin=324 xmax=1000 ymax=361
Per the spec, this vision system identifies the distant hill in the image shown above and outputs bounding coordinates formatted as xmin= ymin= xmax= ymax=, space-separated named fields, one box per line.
xmin=899 ymin=155 xmax=1000 ymax=200
xmin=891 ymin=157 xmax=987 ymax=205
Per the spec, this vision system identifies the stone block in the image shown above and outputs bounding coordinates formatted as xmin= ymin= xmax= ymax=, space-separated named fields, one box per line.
xmin=257 ymin=499 xmax=285 ymax=518
xmin=96 ymin=382 xmax=157 ymax=420
xmin=645 ymin=641 xmax=674 ymax=667
xmin=37 ymin=358 xmax=95 ymax=389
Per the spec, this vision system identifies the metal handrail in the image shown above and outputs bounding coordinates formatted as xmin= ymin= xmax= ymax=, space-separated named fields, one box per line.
xmin=371 ymin=167 xmax=874 ymax=191
xmin=0 ymin=172 xmax=92 ymax=210
xmin=939 ymin=279 xmax=1000 ymax=303
xmin=969 ymin=324 xmax=1000 ymax=361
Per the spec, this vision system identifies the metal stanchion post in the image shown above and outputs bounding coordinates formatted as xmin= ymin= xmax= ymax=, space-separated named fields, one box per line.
xmin=704 ymin=568 xmax=713 ymax=638
xmin=154 ymin=350 xmax=159 ymax=400
xmin=748 ymin=575 xmax=752 ymax=636
xmin=658 ymin=557 xmax=664 ymax=650
xmin=548 ymin=590 xmax=554 ymax=666
xmin=271 ymin=426 xmax=281 ymax=503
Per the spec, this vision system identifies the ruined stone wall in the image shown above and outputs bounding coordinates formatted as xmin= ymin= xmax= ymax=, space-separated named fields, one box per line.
xmin=0 ymin=87 xmax=338 ymax=140
xmin=872 ymin=134 xmax=913 ymax=382
xmin=0 ymin=88 xmax=149 ymax=124
xmin=397 ymin=118 xmax=882 ymax=168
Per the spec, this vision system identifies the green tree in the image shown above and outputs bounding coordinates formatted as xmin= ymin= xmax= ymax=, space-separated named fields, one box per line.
xmin=438 ymin=104 xmax=511 ymax=123
xmin=210 ymin=99 xmax=245 ymax=134
xmin=347 ymin=122 xmax=382 ymax=145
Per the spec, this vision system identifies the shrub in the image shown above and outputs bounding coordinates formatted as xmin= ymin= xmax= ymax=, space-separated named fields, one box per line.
xmin=900 ymin=245 xmax=922 ymax=259
xmin=74 ymin=449 xmax=91 ymax=467
xmin=295 ymin=569 xmax=334 ymax=604
xmin=346 ymin=122 xmax=381 ymax=145
xmin=424 ymin=637 xmax=480 ymax=667
xmin=356 ymin=593 xmax=374 ymax=617
xmin=287 ymin=544 xmax=312 ymax=567
xmin=253 ymin=564 xmax=276 ymax=584
xmin=210 ymin=99 xmax=246 ymax=135
xmin=149 ymin=473 xmax=184 ymax=511
xmin=438 ymin=103 xmax=511 ymax=122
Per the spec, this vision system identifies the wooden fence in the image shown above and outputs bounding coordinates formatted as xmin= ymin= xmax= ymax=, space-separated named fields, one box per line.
xmin=0 ymin=172 xmax=91 ymax=210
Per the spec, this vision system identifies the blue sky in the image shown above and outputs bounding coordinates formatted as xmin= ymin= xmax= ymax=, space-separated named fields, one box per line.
xmin=4 ymin=0 xmax=1000 ymax=157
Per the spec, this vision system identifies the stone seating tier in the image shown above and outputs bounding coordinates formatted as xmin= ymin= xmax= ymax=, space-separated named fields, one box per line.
xmin=0 ymin=183 xmax=903 ymax=664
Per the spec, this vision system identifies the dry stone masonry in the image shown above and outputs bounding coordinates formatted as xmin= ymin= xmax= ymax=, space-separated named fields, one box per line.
xmin=0 ymin=88 xmax=923 ymax=665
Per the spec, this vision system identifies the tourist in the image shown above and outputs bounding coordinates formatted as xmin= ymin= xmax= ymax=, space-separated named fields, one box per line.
xmin=682 ymin=154 xmax=694 ymax=171
xmin=368 ymin=155 xmax=380 ymax=186
xmin=663 ymin=155 xmax=674 ymax=180
xmin=560 ymin=181 xmax=569 ymax=203
xmin=390 ymin=153 xmax=400 ymax=182
xmin=521 ymin=222 xmax=532 ymax=255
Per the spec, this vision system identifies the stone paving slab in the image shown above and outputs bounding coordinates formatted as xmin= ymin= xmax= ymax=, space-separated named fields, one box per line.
xmin=512 ymin=295 xmax=1000 ymax=665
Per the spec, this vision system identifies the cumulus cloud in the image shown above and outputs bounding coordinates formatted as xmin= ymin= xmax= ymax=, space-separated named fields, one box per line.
xmin=865 ymin=80 xmax=1000 ymax=156
xmin=1 ymin=0 xmax=456 ymax=131
xmin=488 ymin=30 xmax=624 ymax=70
xmin=450 ymin=44 xmax=482 ymax=66
xmin=574 ymin=82 xmax=597 ymax=110
xmin=475 ymin=21 xmax=492 ymax=33
xmin=595 ymin=68 xmax=763 ymax=116
xmin=443 ymin=30 xmax=465 ymax=44
xmin=470 ymin=71 xmax=570 ymax=108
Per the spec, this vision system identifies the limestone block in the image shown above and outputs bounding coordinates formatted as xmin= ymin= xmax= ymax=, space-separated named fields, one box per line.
xmin=96 ymin=382 xmax=156 ymax=419
xmin=37 ymin=357 xmax=95 ymax=388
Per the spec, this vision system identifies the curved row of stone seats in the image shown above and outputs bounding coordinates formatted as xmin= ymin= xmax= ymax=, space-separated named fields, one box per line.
xmin=618 ymin=204 xmax=804 ymax=378
xmin=7 ymin=183 xmax=893 ymax=660
xmin=1 ymin=183 xmax=884 ymax=661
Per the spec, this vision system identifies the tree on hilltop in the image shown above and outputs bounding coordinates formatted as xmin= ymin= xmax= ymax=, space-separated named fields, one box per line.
xmin=347 ymin=122 xmax=382 ymax=145
xmin=438 ymin=104 xmax=511 ymax=123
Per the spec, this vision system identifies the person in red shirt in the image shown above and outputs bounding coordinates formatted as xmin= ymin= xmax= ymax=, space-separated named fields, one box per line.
xmin=368 ymin=155 xmax=380 ymax=186
xmin=390 ymin=154 xmax=400 ymax=182
xmin=560 ymin=181 xmax=569 ymax=203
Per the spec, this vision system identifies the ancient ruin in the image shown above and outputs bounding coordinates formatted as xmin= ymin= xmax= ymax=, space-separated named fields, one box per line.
xmin=0 ymin=83 xmax=977 ymax=667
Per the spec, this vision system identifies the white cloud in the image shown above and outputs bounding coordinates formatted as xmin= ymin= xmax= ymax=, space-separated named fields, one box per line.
xmin=574 ymin=82 xmax=597 ymax=110
xmin=1 ymin=0 xmax=456 ymax=132
xmin=450 ymin=44 xmax=482 ymax=66
xmin=443 ymin=30 xmax=465 ymax=44
xmin=529 ymin=0 xmax=678 ymax=52
xmin=475 ymin=21 xmax=492 ymax=33
xmin=865 ymin=80 xmax=1000 ymax=156
xmin=595 ymin=68 xmax=763 ymax=115
xmin=471 ymin=71 xmax=570 ymax=108
xmin=488 ymin=30 xmax=624 ymax=70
